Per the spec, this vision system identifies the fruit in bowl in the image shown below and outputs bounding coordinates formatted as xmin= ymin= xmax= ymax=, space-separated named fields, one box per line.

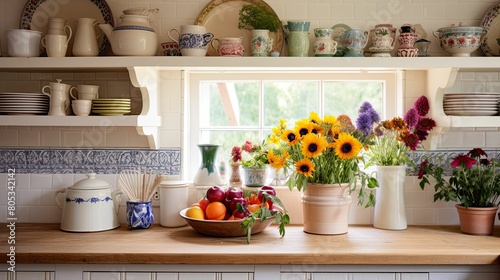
xmin=180 ymin=186 xmax=289 ymax=243
xmin=433 ymin=23 xmax=486 ymax=57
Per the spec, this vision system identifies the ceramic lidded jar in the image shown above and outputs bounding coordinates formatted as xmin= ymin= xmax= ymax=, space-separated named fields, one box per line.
xmin=99 ymin=9 xmax=159 ymax=56
xmin=54 ymin=173 xmax=122 ymax=232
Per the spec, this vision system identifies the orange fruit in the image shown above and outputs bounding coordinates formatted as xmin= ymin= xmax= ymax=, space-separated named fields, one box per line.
xmin=185 ymin=206 xmax=205 ymax=220
xmin=205 ymin=201 xmax=226 ymax=220
xmin=248 ymin=204 xmax=261 ymax=213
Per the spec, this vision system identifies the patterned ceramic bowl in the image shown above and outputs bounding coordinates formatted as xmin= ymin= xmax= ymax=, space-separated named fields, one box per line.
xmin=433 ymin=24 xmax=486 ymax=57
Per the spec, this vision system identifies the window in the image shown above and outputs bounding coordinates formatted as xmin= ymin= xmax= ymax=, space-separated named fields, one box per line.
xmin=186 ymin=71 xmax=401 ymax=180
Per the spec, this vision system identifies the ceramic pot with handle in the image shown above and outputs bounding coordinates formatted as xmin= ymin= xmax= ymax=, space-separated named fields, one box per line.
xmin=42 ymin=79 xmax=71 ymax=116
xmin=168 ymin=25 xmax=214 ymax=56
xmin=54 ymin=173 xmax=122 ymax=232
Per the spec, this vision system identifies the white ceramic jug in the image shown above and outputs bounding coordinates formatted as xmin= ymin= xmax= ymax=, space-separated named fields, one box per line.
xmin=72 ymin=18 xmax=99 ymax=56
xmin=42 ymin=79 xmax=71 ymax=116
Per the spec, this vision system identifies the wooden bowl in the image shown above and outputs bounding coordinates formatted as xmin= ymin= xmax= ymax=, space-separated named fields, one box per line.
xmin=179 ymin=208 xmax=274 ymax=237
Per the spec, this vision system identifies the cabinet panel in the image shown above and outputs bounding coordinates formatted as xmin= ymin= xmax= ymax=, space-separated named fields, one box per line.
xmin=429 ymin=273 xmax=500 ymax=280
xmin=178 ymin=273 xmax=216 ymax=280
xmin=311 ymin=273 xmax=349 ymax=280
xmin=0 ymin=272 xmax=6 ymax=280
xmin=401 ymin=273 xmax=428 ymax=280
xmin=281 ymin=273 xmax=307 ymax=280
xmin=351 ymin=273 xmax=395 ymax=280
xmin=156 ymin=273 xmax=178 ymax=280
xmin=221 ymin=273 xmax=252 ymax=280
xmin=10 ymin=272 xmax=54 ymax=280
xmin=86 ymin=272 xmax=121 ymax=280
xmin=125 ymin=273 xmax=152 ymax=280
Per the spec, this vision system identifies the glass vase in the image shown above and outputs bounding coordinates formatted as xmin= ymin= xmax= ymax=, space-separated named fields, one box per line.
xmin=193 ymin=144 xmax=223 ymax=186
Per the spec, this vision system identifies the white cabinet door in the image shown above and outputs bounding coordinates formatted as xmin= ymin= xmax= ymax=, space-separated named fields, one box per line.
xmin=221 ymin=273 xmax=252 ymax=280
xmin=156 ymin=273 xmax=178 ymax=280
xmin=351 ymin=273 xmax=395 ymax=280
xmin=430 ymin=273 xmax=500 ymax=280
xmin=178 ymin=273 xmax=216 ymax=280
xmin=86 ymin=272 xmax=121 ymax=280
xmin=401 ymin=273 xmax=428 ymax=280
xmin=125 ymin=273 xmax=153 ymax=280
xmin=9 ymin=272 xmax=54 ymax=280
xmin=281 ymin=273 xmax=307 ymax=280
xmin=311 ymin=273 xmax=349 ymax=280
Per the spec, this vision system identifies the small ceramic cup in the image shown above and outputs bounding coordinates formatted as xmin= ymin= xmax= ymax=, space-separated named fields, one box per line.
xmin=70 ymin=85 xmax=99 ymax=100
xmin=71 ymin=99 xmax=92 ymax=116
xmin=161 ymin=41 xmax=181 ymax=56
xmin=41 ymin=34 xmax=70 ymax=57
xmin=126 ymin=200 xmax=154 ymax=229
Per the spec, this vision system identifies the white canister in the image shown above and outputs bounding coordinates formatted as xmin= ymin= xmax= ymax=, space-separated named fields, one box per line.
xmin=6 ymin=29 xmax=42 ymax=57
xmin=159 ymin=181 xmax=189 ymax=227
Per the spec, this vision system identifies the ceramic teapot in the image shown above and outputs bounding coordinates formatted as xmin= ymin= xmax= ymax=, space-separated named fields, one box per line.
xmin=99 ymin=9 xmax=158 ymax=56
xmin=42 ymin=79 xmax=71 ymax=116
xmin=54 ymin=173 xmax=122 ymax=232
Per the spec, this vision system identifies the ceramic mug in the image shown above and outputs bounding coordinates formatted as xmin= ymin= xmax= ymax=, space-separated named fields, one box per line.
xmin=161 ymin=41 xmax=181 ymax=56
xmin=70 ymin=85 xmax=99 ymax=100
xmin=211 ymin=37 xmax=244 ymax=56
xmin=41 ymin=34 xmax=70 ymax=57
xmin=168 ymin=25 xmax=214 ymax=56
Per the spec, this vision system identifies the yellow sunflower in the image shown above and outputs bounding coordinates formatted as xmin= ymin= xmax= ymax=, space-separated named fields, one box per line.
xmin=268 ymin=134 xmax=281 ymax=145
xmin=333 ymin=132 xmax=363 ymax=160
xmin=280 ymin=129 xmax=300 ymax=145
xmin=272 ymin=119 xmax=287 ymax=135
xmin=308 ymin=111 xmax=322 ymax=124
xmin=294 ymin=119 xmax=313 ymax=136
xmin=295 ymin=158 xmax=315 ymax=177
xmin=267 ymin=149 xmax=289 ymax=169
xmin=301 ymin=133 xmax=328 ymax=158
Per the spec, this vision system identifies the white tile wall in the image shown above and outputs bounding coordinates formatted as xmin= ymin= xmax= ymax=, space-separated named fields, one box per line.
xmin=2 ymin=0 xmax=500 ymax=226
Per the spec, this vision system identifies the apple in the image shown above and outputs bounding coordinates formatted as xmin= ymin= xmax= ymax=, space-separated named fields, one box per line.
xmin=259 ymin=186 xmax=276 ymax=210
xmin=206 ymin=186 xmax=226 ymax=203
xmin=233 ymin=208 xmax=249 ymax=219
xmin=229 ymin=196 xmax=247 ymax=212
xmin=225 ymin=187 xmax=243 ymax=200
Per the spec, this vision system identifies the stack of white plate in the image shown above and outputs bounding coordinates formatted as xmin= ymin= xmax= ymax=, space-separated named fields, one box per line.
xmin=0 ymin=92 xmax=49 ymax=115
xmin=91 ymin=99 xmax=131 ymax=116
xmin=443 ymin=93 xmax=500 ymax=116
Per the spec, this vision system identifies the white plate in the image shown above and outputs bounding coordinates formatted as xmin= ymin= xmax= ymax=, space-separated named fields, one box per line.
xmin=443 ymin=100 xmax=499 ymax=105
xmin=444 ymin=92 xmax=500 ymax=98
xmin=20 ymin=0 xmax=114 ymax=56
xmin=480 ymin=1 xmax=500 ymax=56
xmin=194 ymin=0 xmax=284 ymax=56
xmin=0 ymin=92 xmax=47 ymax=96
xmin=443 ymin=105 xmax=498 ymax=110
xmin=444 ymin=110 xmax=498 ymax=116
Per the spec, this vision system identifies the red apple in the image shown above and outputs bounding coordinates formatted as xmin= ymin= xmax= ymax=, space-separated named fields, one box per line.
xmin=229 ymin=197 xmax=247 ymax=212
xmin=225 ymin=187 xmax=243 ymax=200
xmin=233 ymin=208 xmax=249 ymax=219
xmin=206 ymin=186 xmax=226 ymax=203
xmin=259 ymin=186 xmax=276 ymax=210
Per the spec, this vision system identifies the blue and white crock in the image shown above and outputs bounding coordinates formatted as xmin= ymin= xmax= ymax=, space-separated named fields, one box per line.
xmin=126 ymin=200 xmax=154 ymax=229
xmin=168 ymin=25 xmax=214 ymax=56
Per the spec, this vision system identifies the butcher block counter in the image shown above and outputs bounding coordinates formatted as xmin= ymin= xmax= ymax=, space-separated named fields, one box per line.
xmin=1 ymin=223 xmax=500 ymax=265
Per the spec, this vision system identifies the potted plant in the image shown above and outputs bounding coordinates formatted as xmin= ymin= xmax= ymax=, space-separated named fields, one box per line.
xmin=418 ymin=148 xmax=500 ymax=235
xmin=267 ymin=104 xmax=380 ymax=234
xmin=366 ymin=96 xmax=436 ymax=230
xmin=238 ymin=3 xmax=281 ymax=56
xmin=230 ymin=140 xmax=271 ymax=187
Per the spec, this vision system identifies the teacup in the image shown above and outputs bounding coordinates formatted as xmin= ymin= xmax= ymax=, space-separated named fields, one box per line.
xmin=72 ymin=99 xmax=92 ymax=116
xmin=161 ymin=41 xmax=181 ymax=56
xmin=70 ymin=85 xmax=99 ymax=100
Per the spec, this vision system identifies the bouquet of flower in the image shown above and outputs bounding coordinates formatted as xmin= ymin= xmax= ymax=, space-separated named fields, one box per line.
xmin=367 ymin=96 xmax=436 ymax=166
xmin=230 ymin=140 xmax=270 ymax=168
xmin=418 ymin=148 xmax=500 ymax=208
xmin=269 ymin=103 xmax=380 ymax=207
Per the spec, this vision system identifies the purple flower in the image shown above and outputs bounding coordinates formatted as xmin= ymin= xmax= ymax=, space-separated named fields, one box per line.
xmin=358 ymin=102 xmax=381 ymax=123
xmin=356 ymin=112 xmax=375 ymax=136
xmin=403 ymin=108 xmax=419 ymax=129
xmin=413 ymin=96 xmax=430 ymax=116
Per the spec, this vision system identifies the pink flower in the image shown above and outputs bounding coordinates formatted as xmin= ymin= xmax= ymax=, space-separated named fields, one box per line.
xmin=231 ymin=146 xmax=242 ymax=162
xmin=413 ymin=96 xmax=430 ymax=116
xmin=243 ymin=141 xmax=254 ymax=153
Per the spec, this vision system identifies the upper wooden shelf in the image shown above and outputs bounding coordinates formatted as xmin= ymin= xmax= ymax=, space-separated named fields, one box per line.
xmin=1 ymin=56 xmax=499 ymax=71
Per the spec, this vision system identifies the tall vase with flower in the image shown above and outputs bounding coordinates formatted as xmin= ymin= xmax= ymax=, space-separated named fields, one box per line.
xmin=418 ymin=148 xmax=500 ymax=235
xmin=268 ymin=103 xmax=380 ymax=235
xmin=367 ymin=95 xmax=436 ymax=230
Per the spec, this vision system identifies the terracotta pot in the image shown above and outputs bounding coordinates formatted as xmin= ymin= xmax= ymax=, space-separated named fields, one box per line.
xmin=455 ymin=204 xmax=498 ymax=235
xmin=302 ymin=183 xmax=352 ymax=235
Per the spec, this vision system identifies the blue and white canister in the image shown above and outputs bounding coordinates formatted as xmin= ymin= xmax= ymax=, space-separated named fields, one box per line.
xmin=126 ymin=200 xmax=154 ymax=229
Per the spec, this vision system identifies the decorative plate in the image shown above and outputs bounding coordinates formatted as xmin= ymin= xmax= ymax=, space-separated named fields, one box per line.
xmin=480 ymin=1 xmax=500 ymax=56
xmin=331 ymin=23 xmax=351 ymax=57
xmin=194 ymin=0 xmax=283 ymax=56
xmin=19 ymin=0 xmax=114 ymax=56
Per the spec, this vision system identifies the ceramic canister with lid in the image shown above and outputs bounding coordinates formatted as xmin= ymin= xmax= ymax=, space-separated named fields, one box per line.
xmin=159 ymin=181 xmax=189 ymax=227
xmin=54 ymin=173 xmax=122 ymax=232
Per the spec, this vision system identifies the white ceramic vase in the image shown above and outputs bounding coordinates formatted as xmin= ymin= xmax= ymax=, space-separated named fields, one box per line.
xmin=302 ymin=183 xmax=352 ymax=235
xmin=373 ymin=165 xmax=407 ymax=230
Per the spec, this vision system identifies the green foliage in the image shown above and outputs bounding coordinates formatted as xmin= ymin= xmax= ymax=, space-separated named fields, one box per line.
xmin=238 ymin=4 xmax=281 ymax=32
xmin=366 ymin=130 xmax=412 ymax=167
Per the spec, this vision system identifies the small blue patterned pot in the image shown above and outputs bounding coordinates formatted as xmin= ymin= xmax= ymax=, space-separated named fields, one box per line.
xmin=243 ymin=167 xmax=268 ymax=187
xmin=126 ymin=200 xmax=154 ymax=229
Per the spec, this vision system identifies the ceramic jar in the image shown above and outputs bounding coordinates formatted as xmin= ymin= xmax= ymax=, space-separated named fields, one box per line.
xmin=126 ymin=200 xmax=154 ymax=229
xmin=99 ymin=11 xmax=158 ymax=56
xmin=168 ymin=25 xmax=214 ymax=56
xmin=72 ymin=18 xmax=99 ymax=56
xmin=313 ymin=28 xmax=337 ymax=57
xmin=343 ymin=29 xmax=368 ymax=57
xmin=397 ymin=24 xmax=419 ymax=57
xmin=369 ymin=24 xmax=396 ymax=57
xmin=42 ymin=79 xmax=71 ymax=116
xmin=251 ymin=29 xmax=273 ymax=57
xmin=284 ymin=21 xmax=311 ymax=57
xmin=433 ymin=23 xmax=486 ymax=57
xmin=54 ymin=173 xmax=122 ymax=232
xmin=211 ymin=37 xmax=244 ymax=56
xmin=242 ymin=167 xmax=268 ymax=187
xmin=6 ymin=29 xmax=42 ymax=57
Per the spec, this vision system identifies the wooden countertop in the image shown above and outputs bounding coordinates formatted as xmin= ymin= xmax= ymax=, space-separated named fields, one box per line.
xmin=1 ymin=224 xmax=500 ymax=265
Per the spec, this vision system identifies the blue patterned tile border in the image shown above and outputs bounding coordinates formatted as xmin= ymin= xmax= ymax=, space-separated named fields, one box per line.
xmin=407 ymin=149 xmax=499 ymax=176
xmin=0 ymin=148 xmax=181 ymax=175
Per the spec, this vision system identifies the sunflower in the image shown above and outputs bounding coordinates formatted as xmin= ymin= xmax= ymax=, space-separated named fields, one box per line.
xmin=301 ymin=133 xmax=328 ymax=158
xmin=294 ymin=119 xmax=313 ymax=136
xmin=267 ymin=149 xmax=289 ymax=169
xmin=308 ymin=111 xmax=322 ymax=124
xmin=280 ymin=129 xmax=300 ymax=145
xmin=268 ymin=134 xmax=281 ymax=146
xmin=295 ymin=158 xmax=315 ymax=177
xmin=272 ymin=119 xmax=287 ymax=135
xmin=333 ymin=132 xmax=362 ymax=160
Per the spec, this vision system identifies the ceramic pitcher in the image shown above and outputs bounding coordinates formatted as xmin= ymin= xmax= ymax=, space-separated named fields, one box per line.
xmin=313 ymin=28 xmax=337 ymax=57
xmin=168 ymin=25 xmax=214 ymax=56
xmin=211 ymin=37 xmax=244 ymax=56
xmin=72 ymin=18 xmax=99 ymax=56
xmin=284 ymin=21 xmax=311 ymax=57
xmin=370 ymin=24 xmax=396 ymax=50
xmin=251 ymin=29 xmax=273 ymax=57
xmin=343 ymin=29 xmax=368 ymax=57
xmin=42 ymin=79 xmax=71 ymax=116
